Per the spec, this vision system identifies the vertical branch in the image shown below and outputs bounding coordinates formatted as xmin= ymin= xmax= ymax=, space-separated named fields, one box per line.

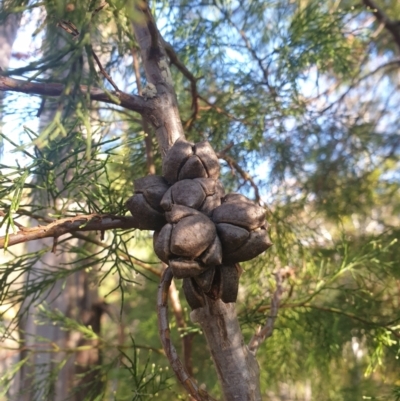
xmin=132 ymin=4 xmax=263 ymax=400
xmin=191 ymin=298 xmax=262 ymax=401
xmin=248 ymin=271 xmax=284 ymax=354
xmin=131 ymin=48 xmax=156 ymax=175
xmin=168 ymin=278 xmax=194 ymax=376
xmin=131 ymin=3 xmax=184 ymax=156
xmin=157 ymin=268 xmax=217 ymax=401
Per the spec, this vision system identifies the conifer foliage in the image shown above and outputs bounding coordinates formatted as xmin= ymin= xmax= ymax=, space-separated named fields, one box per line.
xmin=0 ymin=0 xmax=399 ymax=400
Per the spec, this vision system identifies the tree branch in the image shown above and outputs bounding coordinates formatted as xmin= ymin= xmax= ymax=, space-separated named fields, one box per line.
xmin=363 ymin=0 xmax=400 ymax=53
xmin=57 ymin=19 xmax=121 ymax=92
xmin=191 ymin=298 xmax=262 ymax=401
xmin=131 ymin=2 xmax=184 ymax=155
xmin=167 ymin=272 xmax=195 ymax=376
xmin=320 ymin=58 xmax=400 ymax=113
xmin=132 ymin=5 xmax=263 ymax=400
xmin=157 ymin=268 xmax=217 ymax=401
xmin=0 ymin=75 xmax=147 ymax=113
xmin=248 ymin=271 xmax=284 ymax=355
xmin=217 ymin=150 xmax=262 ymax=204
xmin=0 ymin=213 xmax=143 ymax=249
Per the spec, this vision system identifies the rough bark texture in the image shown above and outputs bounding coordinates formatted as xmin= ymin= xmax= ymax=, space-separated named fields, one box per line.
xmin=191 ymin=299 xmax=262 ymax=401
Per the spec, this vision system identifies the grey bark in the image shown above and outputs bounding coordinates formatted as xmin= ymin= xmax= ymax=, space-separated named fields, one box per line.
xmin=191 ymin=299 xmax=262 ymax=401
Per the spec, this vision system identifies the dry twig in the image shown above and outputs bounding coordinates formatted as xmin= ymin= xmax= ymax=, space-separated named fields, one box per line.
xmin=166 ymin=267 xmax=195 ymax=376
xmin=163 ymin=41 xmax=200 ymax=130
xmin=248 ymin=271 xmax=284 ymax=354
xmin=157 ymin=268 xmax=217 ymax=401
xmin=216 ymin=151 xmax=262 ymax=204
xmin=57 ymin=19 xmax=120 ymax=92
xmin=0 ymin=75 xmax=146 ymax=112
xmin=0 ymin=213 xmax=144 ymax=249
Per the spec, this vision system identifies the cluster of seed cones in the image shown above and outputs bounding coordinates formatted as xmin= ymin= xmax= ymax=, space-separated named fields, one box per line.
xmin=126 ymin=138 xmax=272 ymax=309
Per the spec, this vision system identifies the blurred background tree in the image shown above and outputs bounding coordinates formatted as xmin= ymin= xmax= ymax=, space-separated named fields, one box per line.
xmin=0 ymin=0 xmax=399 ymax=400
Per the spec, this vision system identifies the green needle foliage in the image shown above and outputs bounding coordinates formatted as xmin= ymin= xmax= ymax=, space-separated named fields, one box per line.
xmin=0 ymin=0 xmax=399 ymax=400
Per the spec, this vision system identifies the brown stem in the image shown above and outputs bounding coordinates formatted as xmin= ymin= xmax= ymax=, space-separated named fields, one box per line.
xmin=216 ymin=152 xmax=262 ymax=204
xmin=163 ymin=41 xmax=200 ymax=129
xmin=157 ymin=268 xmax=217 ymax=401
xmin=0 ymin=213 xmax=144 ymax=249
xmin=131 ymin=5 xmax=263 ymax=399
xmin=0 ymin=75 xmax=147 ymax=112
xmin=248 ymin=271 xmax=283 ymax=354
xmin=168 ymin=276 xmax=194 ymax=376
xmin=191 ymin=298 xmax=262 ymax=401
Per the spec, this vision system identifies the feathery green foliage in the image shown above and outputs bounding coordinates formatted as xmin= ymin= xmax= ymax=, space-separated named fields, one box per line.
xmin=0 ymin=0 xmax=399 ymax=400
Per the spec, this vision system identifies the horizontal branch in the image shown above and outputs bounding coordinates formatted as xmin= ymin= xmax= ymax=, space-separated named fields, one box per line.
xmin=0 ymin=75 xmax=148 ymax=113
xmin=0 ymin=213 xmax=143 ymax=249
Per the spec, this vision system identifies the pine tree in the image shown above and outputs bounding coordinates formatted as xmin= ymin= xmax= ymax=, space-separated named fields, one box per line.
xmin=0 ymin=1 xmax=399 ymax=400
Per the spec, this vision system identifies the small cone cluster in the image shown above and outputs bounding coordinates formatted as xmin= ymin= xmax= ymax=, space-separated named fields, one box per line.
xmin=126 ymin=138 xmax=272 ymax=309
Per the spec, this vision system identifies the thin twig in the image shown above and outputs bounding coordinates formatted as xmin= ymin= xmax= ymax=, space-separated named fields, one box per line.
xmin=157 ymin=268 xmax=218 ymax=401
xmin=258 ymin=302 xmax=400 ymax=340
xmin=248 ymin=271 xmax=283 ymax=355
xmin=215 ymin=5 xmax=276 ymax=96
xmin=0 ymin=213 xmax=143 ymax=249
xmin=163 ymin=41 xmax=200 ymax=129
xmin=0 ymin=211 xmax=26 ymax=230
xmin=320 ymin=58 xmax=400 ymax=113
xmin=92 ymin=2 xmax=107 ymax=15
xmin=0 ymin=75 xmax=146 ymax=112
xmin=57 ymin=19 xmax=120 ymax=92
xmin=91 ymin=49 xmax=120 ymax=92
xmin=198 ymin=94 xmax=257 ymax=126
xmin=216 ymin=151 xmax=262 ymax=204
